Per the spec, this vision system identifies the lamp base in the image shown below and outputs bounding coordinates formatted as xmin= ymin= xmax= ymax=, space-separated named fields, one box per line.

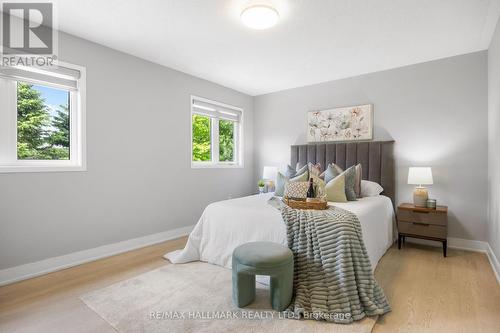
xmin=413 ymin=187 xmax=428 ymax=207
xmin=265 ymin=180 xmax=275 ymax=193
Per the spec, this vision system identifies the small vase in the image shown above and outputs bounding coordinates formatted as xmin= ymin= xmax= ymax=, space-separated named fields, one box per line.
xmin=259 ymin=186 xmax=265 ymax=194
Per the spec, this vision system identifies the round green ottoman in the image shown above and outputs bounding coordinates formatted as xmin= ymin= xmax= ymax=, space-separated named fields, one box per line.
xmin=232 ymin=241 xmax=294 ymax=311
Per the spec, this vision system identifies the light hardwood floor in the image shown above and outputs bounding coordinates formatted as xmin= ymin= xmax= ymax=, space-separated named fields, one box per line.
xmin=0 ymin=238 xmax=499 ymax=333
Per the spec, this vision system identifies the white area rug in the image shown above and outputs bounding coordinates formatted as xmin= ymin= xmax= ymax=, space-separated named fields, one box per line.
xmin=80 ymin=262 xmax=377 ymax=333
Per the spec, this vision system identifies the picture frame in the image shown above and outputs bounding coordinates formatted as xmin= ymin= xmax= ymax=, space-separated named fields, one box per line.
xmin=307 ymin=104 xmax=373 ymax=142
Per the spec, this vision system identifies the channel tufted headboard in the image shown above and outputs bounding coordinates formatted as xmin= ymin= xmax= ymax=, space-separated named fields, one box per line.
xmin=291 ymin=141 xmax=395 ymax=205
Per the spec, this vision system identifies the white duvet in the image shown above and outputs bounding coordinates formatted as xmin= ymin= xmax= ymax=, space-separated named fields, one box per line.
xmin=165 ymin=193 xmax=395 ymax=270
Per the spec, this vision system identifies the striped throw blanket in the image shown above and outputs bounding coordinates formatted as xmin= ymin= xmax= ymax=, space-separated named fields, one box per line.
xmin=269 ymin=197 xmax=391 ymax=324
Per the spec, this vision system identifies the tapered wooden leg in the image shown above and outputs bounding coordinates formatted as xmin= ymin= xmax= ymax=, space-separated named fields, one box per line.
xmin=443 ymin=240 xmax=447 ymax=257
xmin=398 ymin=234 xmax=401 ymax=250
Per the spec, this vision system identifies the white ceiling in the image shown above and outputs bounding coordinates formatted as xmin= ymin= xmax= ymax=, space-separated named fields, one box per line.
xmin=53 ymin=0 xmax=500 ymax=95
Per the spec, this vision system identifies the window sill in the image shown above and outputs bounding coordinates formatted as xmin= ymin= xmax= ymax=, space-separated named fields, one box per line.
xmin=191 ymin=162 xmax=243 ymax=169
xmin=0 ymin=164 xmax=86 ymax=173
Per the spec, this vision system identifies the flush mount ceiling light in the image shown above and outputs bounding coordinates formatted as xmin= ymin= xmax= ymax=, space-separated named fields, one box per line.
xmin=240 ymin=4 xmax=279 ymax=30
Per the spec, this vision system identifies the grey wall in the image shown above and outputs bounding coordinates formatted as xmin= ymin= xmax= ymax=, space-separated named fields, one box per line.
xmin=0 ymin=32 xmax=254 ymax=270
xmin=254 ymin=51 xmax=488 ymax=242
xmin=488 ymin=19 xmax=500 ymax=260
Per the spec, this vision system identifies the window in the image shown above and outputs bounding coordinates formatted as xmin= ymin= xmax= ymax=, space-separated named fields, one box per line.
xmin=0 ymin=62 xmax=86 ymax=172
xmin=191 ymin=96 xmax=242 ymax=168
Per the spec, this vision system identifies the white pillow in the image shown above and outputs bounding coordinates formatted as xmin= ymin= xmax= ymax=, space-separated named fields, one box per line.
xmin=361 ymin=180 xmax=384 ymax=197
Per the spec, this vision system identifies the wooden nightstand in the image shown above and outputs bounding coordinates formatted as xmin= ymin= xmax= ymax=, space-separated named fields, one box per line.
xmin=397 ymin=203 xmax=448 ymax=257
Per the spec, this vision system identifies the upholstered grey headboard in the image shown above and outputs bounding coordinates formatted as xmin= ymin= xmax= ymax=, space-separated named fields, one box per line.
xmin=291 ymin=141 xmax=395 ymax=205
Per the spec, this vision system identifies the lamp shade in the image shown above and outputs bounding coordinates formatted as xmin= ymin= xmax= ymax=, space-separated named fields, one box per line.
xmin=408 ymin=167 xmax=433 ymax=185
xmin=262 ymin=166 xmax=278 ymax=182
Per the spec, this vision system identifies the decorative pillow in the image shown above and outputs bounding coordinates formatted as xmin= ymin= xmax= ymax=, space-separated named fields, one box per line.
xmin=355 ymin=164 xmax=362 ymax=198
xmin=320 ymin=163 xmax=360 ymax=200
xmin=361 ymin=180 xmax=384 ymax=197
xmin=325 ymin=174 xmax=347 ymax=202
xmin=285 ymin=165 xmax=296 ymax=178
xmin=343 ymin=166 xmax=357 ymax=201
xmin=334 ymin=163 xmax=344 ymax=174
xmin=284 ymin=181 xmax=309 ymax=199
xmin=275 ymin=172 xmax=287 ymax=196
xmin=308 ymin=162 xmax=322 ymax=177
xmin=296 ymin=164 xmax=308 ymax=175
xmin=286 ymin=164 xmax=308 ymax=178
xmin=291 ymin=169 xmax=309 ymax=182
xmin=275 ymin=172 xmax=286 ymax=196
xmin=311 ymin=174 xmax=326 ymax=199
xmin=275 ymin=170 xmax=309 ymax=197
xmin=322 ymin=164 xmax=342 ymax=184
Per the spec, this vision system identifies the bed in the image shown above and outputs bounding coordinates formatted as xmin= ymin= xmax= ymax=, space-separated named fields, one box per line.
xmin=166 ymin=141 xmax=396 ymax=271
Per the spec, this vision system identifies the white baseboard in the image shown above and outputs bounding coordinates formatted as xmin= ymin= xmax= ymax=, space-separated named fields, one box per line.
xmin=405 ymin=237 xmax=499 ymax=284
xmin=405 ymin=237 xmax=488 ymax=252
xmin=0 ymin=225 xmax=194 ymax=286
xmin=486 ymin=244 xmax=500 ymax=284
xmin=447 ymin=237 xmax=489 ymax=252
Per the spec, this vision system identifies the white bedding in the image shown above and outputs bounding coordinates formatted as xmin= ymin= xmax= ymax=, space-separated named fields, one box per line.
xmin=165 ymin=193 xmax=395 ymax=270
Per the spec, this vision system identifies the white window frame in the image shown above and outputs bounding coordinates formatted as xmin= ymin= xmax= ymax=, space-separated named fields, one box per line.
xmin=190 ymin=95 xmax=243 ymax=169
xmin=0 ymin=61 xmax=86 ymax=173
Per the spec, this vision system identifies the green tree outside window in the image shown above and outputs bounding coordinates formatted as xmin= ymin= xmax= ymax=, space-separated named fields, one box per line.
xmin=192 ymin=115 xmax=236 ymax=163
xmin=16 ymin=82 xmax=70 ymax=160
xmin=219 ymin=119 xmax=234 ymax=162
xmin=192 ymin=114 xmax=211 ymax=161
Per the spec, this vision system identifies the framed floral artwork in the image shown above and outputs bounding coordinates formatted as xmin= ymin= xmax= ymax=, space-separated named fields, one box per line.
xmin=307 ymin=104 xmax=373 ymax=142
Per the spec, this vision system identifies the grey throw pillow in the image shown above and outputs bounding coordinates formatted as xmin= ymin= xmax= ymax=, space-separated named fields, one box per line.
xmin=323 ymin=164 xmax=342 ymax=184
xmin=285 ymin=165 xmax=296 ymax=178
xmin=343 ymin=166 xmax=357 ymax=201
xmin=296 ymin=164 xmax=308 ymax=175
xmin=275 ymin=172 xmax=288 ymax=196
xmin=355 ymin=164 xmax=362 ymax=198
xmin=285 ymin=164 xmax=307 ymax=178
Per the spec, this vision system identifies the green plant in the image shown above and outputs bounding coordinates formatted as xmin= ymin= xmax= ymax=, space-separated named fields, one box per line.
xmin=258 ymin=180 xmax=265 ymax=187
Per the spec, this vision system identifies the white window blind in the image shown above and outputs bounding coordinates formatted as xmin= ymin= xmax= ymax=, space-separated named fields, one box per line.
xmin=192 ymin=98 xmax=242 ymax=122
xmin=0 ymin=65 xmax=81 ymax=90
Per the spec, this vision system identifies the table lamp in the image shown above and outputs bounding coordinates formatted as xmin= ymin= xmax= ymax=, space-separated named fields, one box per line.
xmin=407 ymin=167 xmax=433 ymax=207
xmin=262 ymin=166 xmax=278 ymax=192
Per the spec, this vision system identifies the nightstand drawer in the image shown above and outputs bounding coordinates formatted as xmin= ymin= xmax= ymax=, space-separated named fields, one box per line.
xmin=397 ymin=209 xmax=447 ymax=226
xmin=398 ymin=221 xmax=446 ymax=239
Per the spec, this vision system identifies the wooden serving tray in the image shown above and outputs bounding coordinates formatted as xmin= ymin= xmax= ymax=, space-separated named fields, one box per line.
xmin=283 ymin=198 xmax=328 ymax=210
